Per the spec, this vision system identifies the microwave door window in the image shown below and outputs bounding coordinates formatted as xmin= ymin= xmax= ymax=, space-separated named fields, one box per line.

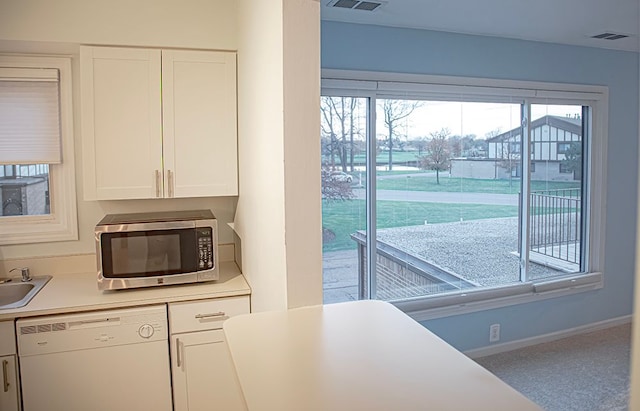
xmin=146 ymin=235 xmax=181 ymax=273
xmin=111 ymin=237 xmax=148 ymax=275
xmin=110 ymin=234 xmax=181 ymax=276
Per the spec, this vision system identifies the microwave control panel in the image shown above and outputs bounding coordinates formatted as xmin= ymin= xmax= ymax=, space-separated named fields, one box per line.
xmin=196 ymin=228 xmax=214 ymax=271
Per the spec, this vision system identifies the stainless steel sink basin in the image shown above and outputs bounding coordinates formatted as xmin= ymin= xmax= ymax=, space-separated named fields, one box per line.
xmin=0 ymin=276 xmax=51 ymax=309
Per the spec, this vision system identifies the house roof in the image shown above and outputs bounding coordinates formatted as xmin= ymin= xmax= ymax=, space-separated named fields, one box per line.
xmin=487 ymin=115 xmax=582 ymax=142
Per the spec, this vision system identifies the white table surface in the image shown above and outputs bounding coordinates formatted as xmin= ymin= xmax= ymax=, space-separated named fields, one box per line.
xmin=224 ymin=300 xmax=543 ymax=411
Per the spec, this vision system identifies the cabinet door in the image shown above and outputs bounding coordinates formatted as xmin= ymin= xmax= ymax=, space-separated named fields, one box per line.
xmin=171 ymin=330 xmax=246 ymax=411
xmin=162 ymin=50 xmax=238 ymax=198
xmin=0 ymin=356 xmax=19 ymax=411
xmin=81 ymin=46 xmax=163 ymax=200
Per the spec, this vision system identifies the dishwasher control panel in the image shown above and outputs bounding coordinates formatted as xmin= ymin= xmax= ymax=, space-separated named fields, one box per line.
xmin=16 ymin=305 xmax=168 ymax=356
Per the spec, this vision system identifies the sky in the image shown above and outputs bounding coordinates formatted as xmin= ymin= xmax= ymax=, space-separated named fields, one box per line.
xmin=380 ymin=102 xmax=583 ymax=140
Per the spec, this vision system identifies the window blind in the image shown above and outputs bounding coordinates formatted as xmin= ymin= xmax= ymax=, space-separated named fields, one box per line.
xmin=0 ymin=67 xmax=62 ymax=164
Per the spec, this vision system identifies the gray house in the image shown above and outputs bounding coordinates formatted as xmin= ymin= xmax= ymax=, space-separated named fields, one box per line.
xmin=451 ymin=115 xmax=582 ymax=181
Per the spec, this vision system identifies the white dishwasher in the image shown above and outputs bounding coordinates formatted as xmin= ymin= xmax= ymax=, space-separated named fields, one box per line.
xmin=16 ymin=305 xmax=172 ymax=411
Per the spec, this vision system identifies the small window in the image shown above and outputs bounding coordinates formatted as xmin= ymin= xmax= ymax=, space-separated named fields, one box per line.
xmin=0 ymin=164 xmax=50 ymax=216
xmin=558 ymin=142 xmax=572 ymax=153
xmin=559 ymin=163 xmax=572 ymax=174
xmin=0 ymin=55 xmax=77 ymax=245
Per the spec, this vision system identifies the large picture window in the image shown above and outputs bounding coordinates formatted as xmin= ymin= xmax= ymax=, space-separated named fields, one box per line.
xmin=321 ymin=71 xmax=606 ymax=316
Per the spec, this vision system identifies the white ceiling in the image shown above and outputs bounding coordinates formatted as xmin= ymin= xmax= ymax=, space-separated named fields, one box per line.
xmin=321 ymin=0 xmax=640 ymax=52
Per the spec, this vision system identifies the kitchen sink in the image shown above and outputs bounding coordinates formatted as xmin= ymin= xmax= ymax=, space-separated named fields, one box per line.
xmin=0 ymin=276 xmax=51 ymax=309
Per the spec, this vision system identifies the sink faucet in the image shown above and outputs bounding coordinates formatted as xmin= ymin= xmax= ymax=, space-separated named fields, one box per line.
xmin=10 ymin=267 xmax=31 ymax=282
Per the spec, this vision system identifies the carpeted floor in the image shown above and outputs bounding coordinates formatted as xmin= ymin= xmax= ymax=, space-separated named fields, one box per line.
xmin=474 ymin=323 xmax=631 ymax=411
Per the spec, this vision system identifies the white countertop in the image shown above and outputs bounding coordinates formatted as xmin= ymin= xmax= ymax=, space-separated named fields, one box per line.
xmin=0 ymin=262 xmax=250 ymax=321
xmin=224 ymin=300 xmax=543 ymax=411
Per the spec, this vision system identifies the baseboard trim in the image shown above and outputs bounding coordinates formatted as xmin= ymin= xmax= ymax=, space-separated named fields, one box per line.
xmin=465 ymin=315 xmax=633 ymax=359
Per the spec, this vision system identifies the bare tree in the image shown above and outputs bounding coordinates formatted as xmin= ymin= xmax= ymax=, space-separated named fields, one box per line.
xmin=448 ymin=135 xmax=462 ymax=157
xmin=497 ymin=138 xmax=520 ymax=187
xmin=379 ymin=99 xmax=422 ymax=170
xmin=320 ymin=99 xmax=340 ymax=169
xmin=320 ymin=97 xmax=364 ymax=172
xmin=411 ymin=137 xmax=429 ymax=156
xmin=485 ymin=128 xmax=502 ymax=139
xmin=347 ymin=98 xmax=358 ymax=172
xmin=419 ymin=128 xmax=452 ymax=185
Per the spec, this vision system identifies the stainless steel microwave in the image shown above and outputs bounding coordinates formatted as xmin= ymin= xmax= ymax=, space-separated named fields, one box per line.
xmin=95 ymin=210 xmax=219 ymax=291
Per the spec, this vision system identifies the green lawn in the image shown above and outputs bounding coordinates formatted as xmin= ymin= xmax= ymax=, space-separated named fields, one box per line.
xmin=352 ymin=150 xmax=422 ymax=164
xmin=376 ymin=169 xmax=431 ymax=176
xmin=375 ymin=176 xmax=580 ymax=194
xmin=322 ymin=200 xmax=519 ymax=252
xmin=322 ymin=173 xmax=580 ymax=252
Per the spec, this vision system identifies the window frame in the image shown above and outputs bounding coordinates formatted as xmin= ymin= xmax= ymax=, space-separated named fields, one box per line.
xmin=321 ymin=69 xmax=607 ymax=320
xmin=0 ymin=55 xmax=78 ymax=245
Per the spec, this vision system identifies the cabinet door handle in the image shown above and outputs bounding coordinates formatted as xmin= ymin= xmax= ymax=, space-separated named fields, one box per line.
xmin=195 ymin=311 xmax=226 ymax=319
xmin=2 ymin=359 xmax=9 ymax=393
xmin=176 ymin=338 xmax=182 ymax=368
xmin=155 ymin=170 xmax=161 ymax=198
xmin=167 ymin=170 xmax=174 ymax=198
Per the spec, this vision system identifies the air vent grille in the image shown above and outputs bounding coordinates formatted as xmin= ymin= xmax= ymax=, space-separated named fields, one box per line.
xmin=354 ymin=1 xmax=382 ymax=11
xmin=20 ymin=325 xmax=36 ymax=335
xmin=333 ymin=0 xmax=358 ymax=8
xmin=52 ymin=322 xmax=67 ymax=331
xmin=20 ymin=322 xmax=67 ymax=335
xmin=591 ymin=32 xmax=630 ymax=40
xmin=329 ymin=0 xmax=383 ymax=12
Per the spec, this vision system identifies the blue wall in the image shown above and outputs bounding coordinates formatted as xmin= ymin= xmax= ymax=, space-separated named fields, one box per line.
xmin=321 ymin=21 xmax=639 ymax=351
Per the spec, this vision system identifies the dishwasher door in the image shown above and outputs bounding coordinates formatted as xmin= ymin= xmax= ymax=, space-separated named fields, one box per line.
xmin=17 ymin=305 xmax=172 ymax=411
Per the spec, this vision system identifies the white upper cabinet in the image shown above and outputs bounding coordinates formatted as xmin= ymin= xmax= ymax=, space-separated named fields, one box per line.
xmin=81 ymin=46 xmax=163 ymax=200
xmin=81 ymin=46 xmax=237 ymax=200
xmin=162 ymin=50 xmax=238 ymax=198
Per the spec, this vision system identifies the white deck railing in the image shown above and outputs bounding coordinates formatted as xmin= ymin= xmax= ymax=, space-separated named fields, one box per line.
xmin=529 ymin=188 xmax=581 ymax=267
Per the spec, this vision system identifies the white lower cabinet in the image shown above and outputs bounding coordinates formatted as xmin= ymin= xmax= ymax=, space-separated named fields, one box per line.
xmin=0 ymin=322 xmax=19 ymax=411
xmin=0 ymin=355 xmax=19 ymax=411
xmin=169 ymin=296 xmax=249 ymax=411
xmin=171 ymin=330 xmax=246 ymax=411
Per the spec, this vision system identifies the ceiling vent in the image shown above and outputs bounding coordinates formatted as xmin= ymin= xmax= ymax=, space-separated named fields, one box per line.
xmin=590 ymin=32 xmax=630 ymax=41
xmin=329 ymin=0 xmax=384 ymax=12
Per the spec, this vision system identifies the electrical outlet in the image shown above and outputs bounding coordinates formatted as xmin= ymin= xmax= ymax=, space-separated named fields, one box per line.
xmin=489 ymin=323 xmax=500 ymax=342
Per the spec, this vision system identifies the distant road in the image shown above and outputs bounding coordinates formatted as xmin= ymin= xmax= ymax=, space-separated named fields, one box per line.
xmin=352 ymin=188 xmax=518 ymax=206
xmin=375 ymin=172 xmax=435 ymax=180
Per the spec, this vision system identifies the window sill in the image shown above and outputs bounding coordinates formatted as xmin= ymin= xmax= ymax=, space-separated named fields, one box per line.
xmin=395 ymin=272 xmax=603 ymax=321
xmin=0 ymin=213 xmax=78 ymax=245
